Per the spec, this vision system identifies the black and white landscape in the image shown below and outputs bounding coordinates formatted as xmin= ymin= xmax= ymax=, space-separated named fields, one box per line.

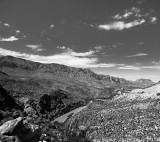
xmin=0 ymin=0 xmax=160 ymax=142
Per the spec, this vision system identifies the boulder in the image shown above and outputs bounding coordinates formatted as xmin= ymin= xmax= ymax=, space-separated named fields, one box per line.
xmin=0 ymin=117 xmax=23 ymax=135
xmin=0 ymin=117 xmax=42 ymax=142
xmin=24 ymin=104 xmax=36 ymax=115
xmin=19 ymin=122 xmax=41 ymax=142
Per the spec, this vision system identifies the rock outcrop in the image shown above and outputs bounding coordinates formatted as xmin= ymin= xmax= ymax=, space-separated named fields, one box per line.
xmin=0 ymin=117 xmax=41 ymax=142
xmin=0 ymin=117 xmax=23 ymax=135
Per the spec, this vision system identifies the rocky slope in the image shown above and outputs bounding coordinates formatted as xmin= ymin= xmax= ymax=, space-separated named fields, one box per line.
xmin=0 ymin=84 xmax=85 ymax=142
xmin=64 ymin=83 xmax=160 ymax=142
xmin=1 ymin=82 xmax=160 ymax=142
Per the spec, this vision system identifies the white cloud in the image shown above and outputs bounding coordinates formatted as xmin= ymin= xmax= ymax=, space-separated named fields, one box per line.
xmin=117 ymin=63 xmax=160 ymax=70
xmin=152 ymin=61 xmax=160 ymax=65
xmin=0 ymin=47 xmax=117 ymax=68
xmin=56 ymin=47 xmax=95 ymax=56
xmin=36 ymin=49 xmax=44 ymax=52
xmin=26 ymin=44 xmax=45 ymax=52
xmin=89 ymin=63 xmax=115 ymax=68
xmin=125 ymin=53 xmax=148 ymax=57
xmin=15 ymin=30 xmax=20 ymax=33
xmin=94 ymin=46 xmax=103 ymax=52
xmin=4 ymin=23 xmax=10 ymax=27
xmin=107 ymin=7 xmax=157 ymax=31
xmin=0 ymin=36 xmax=19 ymax=41
xmin=98 ymin=19 xmax=145 ymax=31
xmin=141 ymin=66 xmax=160 ymax=69
xmin=123 ymin=11 xmax=133 ymax=18
xmin=113 ymin=7 xmax=141 ymax=20
xmin=56 ymin=46 xmax=67 ymax=50
xmin=131 ymin=7 xmax=141 ymax=15
xmin=117 ymin=65 xmax=141 ymax=70
xmin=50 ymin=24 xmax=54 ymax=28
xmin=113 ymin=14 xmax=122 ymax=20
xmin=113 ymin=12 xmax=132 ymax=20
xmin=26 ymin=44 xmax=42 ymax=49
xmin=67 ymin=49 xmax=95 ymax=57
xmin=150 ymin=17 xmax=157 ymax=24
xmin=1 ymin=47 xmax=160 ymax=70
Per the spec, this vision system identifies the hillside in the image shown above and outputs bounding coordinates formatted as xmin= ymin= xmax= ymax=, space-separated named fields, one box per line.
xmin=0 ymin=56 xmax=155 ymax=119
xmin=0 ymin=56 xmax=154 ymax=105
xmin=0 ymin=56 xmax=127 ymax=86
xmin=64 ymin=83 xmax=160 ymax=142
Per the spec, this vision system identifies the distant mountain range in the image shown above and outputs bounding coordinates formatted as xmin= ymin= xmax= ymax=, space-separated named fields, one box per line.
xmin=0 ymin=55 xmax=154 ymax=88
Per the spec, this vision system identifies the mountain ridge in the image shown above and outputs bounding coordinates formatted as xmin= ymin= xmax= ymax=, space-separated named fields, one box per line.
xmin=0 ymin=55 xmax=155 ymax=87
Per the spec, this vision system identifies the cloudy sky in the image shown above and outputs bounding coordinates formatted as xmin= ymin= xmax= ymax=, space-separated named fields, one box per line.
xmin=0 ymin=0 xmax=160 ymax=82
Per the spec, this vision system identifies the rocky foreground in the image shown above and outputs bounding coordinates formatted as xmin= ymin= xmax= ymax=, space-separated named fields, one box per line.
xmin=1 ymin=82 xmax=160 ymax=142
xmin=0 ymin=84 xmax=85 ymax=142
xmin=65 ymin=83 xmax=160 ymax=142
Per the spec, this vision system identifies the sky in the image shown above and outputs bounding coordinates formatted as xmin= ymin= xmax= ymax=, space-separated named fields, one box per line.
xmin=0 ymin=0 xmax=160 ymax=82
